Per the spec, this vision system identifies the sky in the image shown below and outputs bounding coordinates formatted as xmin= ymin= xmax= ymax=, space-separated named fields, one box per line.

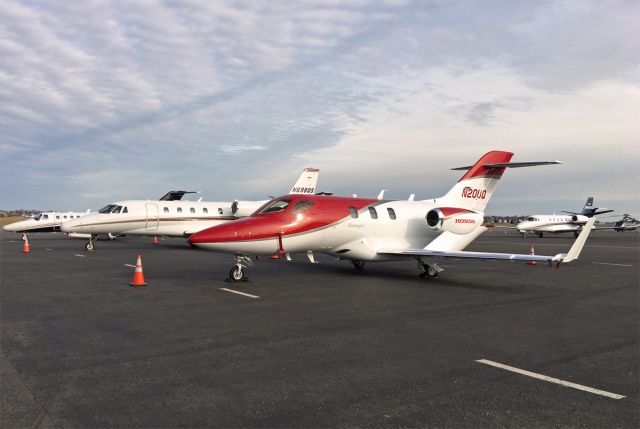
xmin=0 ymin=0 xmax=638 ymax=215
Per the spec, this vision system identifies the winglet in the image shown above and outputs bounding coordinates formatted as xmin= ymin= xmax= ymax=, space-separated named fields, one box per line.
xmin=562 ymin=217 xmax=596 ymax=263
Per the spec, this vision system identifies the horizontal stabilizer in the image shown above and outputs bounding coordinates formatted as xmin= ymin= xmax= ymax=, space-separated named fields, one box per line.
xmin=452 ymin=161 xmax=562 ymax=171
xmin=159 ymin=191 xmax=198 ymax=201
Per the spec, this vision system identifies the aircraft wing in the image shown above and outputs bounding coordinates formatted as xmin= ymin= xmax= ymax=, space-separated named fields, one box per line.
xmin=379 ymin=218 xmax=595 ymax=264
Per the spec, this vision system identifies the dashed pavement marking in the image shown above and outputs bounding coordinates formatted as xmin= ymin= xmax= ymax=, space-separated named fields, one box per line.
xmin=476 ymin=359 xmax=625 ymax=400
xmin=219 ymin=288 xmax=260 ymax=299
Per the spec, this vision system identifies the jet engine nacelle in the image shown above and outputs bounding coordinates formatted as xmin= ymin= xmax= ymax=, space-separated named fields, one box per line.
xmin=571 ymin=215 xmax=589 ymax=224
xmin=426 ymin=208 xmax=484 ymax=235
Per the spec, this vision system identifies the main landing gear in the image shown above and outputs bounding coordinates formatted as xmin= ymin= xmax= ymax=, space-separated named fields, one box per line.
xmin=352 ymin=260 xmax=366 ymax=270
xmin=84 ymin=235 xmax=98 ymax=251
xmin=417 ymin=258 xmax=443 ymax=279
xmin=228 ymin=255 xmax=253 ymax=282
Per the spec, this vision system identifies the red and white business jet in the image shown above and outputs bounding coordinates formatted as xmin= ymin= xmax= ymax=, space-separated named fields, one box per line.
xmin=189 ymin=151 xmax=595 ymax=282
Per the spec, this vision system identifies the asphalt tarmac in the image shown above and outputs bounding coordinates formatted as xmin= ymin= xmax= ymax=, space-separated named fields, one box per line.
xmin=1 ymin=229 xmax=638 ymax=428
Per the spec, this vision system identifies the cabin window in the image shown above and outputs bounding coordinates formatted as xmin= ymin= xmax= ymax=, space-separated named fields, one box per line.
xmin=258 ymin=199 xmax=292 ymax=214
xmin=203 ymin=208 xmax=208 ymax=214
xmin=349 ymin=206 xmax=358 ymax=219
xmin=122 ymin=207 xmax=128 ymax=213
xmin=368 ymin=207 xmax=378 ymax=219
xmin=177 ymin=207 xmax=182 ymax=213
xmin=218 ymin=208 xmax=223 ymax=215
xmin=99 ymin=204 xmax=116 ymax=213
xmin=190 ymin=207 xmax=196 ymax=214
xmin=292 ymin=200 xmax=314 ymax=215
xmin=56 ymin=215 xmax=60 ymax=220
xmin=63 ymin=215 xmax=67 ymax=219
xmin=42 ymin=214 xmax=49 ymax=220
xmin=163 ymin=207 xmax=169 ymax=213
xmin=387 ymin=207 xmax=396 ymax=220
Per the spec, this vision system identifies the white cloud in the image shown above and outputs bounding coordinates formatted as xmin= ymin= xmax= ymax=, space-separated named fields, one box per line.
xmin=0 ymin=0 xmax=638 ymax=215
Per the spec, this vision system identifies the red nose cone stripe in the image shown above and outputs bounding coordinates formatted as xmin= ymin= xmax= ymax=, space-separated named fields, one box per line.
xmin=189 ymin=195 xmax=378 ymax=244
xmin=458 ymin=151 xmax=513 ymax=182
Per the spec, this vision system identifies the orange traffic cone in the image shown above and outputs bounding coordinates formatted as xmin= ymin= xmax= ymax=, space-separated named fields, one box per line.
xmin=152 ymin=236 xmax=158 ymax=245
xmin=527 ymin=245 xmax=537 ymax=265
xmin=22 ymin=238 xmax=31 ymax=254
xmin=130 ymin=255 xmax=148 ymax=287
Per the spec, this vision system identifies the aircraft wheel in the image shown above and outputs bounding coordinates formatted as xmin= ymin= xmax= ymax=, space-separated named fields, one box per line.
xmin=427 ymin=265 xmax=439 ymax=279
xmin=352 ymin=260 xmax=365 ymax=270
xmin=574 ymin=231 xmax=579 ymax=238
xmin=85 ymin=241 xmax=95 ymax=251
xmin=538 ymin=232 xmax=543 ymax=238
xmin=229 ymin=265 xmax=244 ymax=282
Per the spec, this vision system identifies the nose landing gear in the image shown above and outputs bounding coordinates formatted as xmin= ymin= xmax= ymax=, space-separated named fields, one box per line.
xmin=228 ymin=255 xmax=252 ymax=282
xmin=84 ymin=235 xmax=98 ymax=251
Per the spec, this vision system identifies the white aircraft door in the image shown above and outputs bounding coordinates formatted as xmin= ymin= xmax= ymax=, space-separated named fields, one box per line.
xmin=145 ymin=203 xmax=159 ymax=231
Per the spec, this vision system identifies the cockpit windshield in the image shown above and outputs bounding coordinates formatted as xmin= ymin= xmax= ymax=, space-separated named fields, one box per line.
xmin=526 ymin=217 xmax=535 ymax=221
xmin=99 ymin=204 xmax=116 ymax=213
xmin=258 ymin=199 xmax=292 ymax=214
xmin=291 ymin=200 xmax=314 ymax=214
xmin=98 ymin=204 xmax=124 ymax=214
xmin=33 ymin=213 xmax=43 ymax=221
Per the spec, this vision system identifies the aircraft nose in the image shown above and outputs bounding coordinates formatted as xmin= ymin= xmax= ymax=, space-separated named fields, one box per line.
xmin=188 ymin=228 xmax=230 ymax=251
xmin=60 ymin=220 xmax=78 ymax=233
xmin=2 ymin=224 xmax=14 ymax=232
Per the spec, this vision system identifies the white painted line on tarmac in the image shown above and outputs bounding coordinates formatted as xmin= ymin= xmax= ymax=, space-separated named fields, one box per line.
xmin=124 ymin=264 xmax=136 ymax=268
xmin=45 ymin=248 xmax=53 ymax=251
xmin=476 ymin=359 xmax=625 ymax=400
xmin=592 ymin=262 xmax=633 ymax=267
xmin=219 ymin=288 xmax=260 ymax=299
xmin=74 ymin=254 xmax=85 ymax=258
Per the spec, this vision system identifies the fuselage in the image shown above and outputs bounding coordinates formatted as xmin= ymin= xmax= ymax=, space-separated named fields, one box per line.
xmin=3 ymin=211 xmax=88 ymax=233
xmin=60 ymin=199 xmax=268 ymax=237
xmin=188 ymin=194 xmax=483 ymax=261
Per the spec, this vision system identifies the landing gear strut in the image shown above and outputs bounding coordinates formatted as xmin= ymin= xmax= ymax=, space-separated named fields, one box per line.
xmin=84 ymin=235 xmax=98 ymax=251
xmin=417 ymin=258 xmax=442 ymax=279
xmin=228 ymin=255 xmax=252 ymax=282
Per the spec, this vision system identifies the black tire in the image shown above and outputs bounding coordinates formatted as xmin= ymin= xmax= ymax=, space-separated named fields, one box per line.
xmin=229 ymin=265 xmax=244 ymax=282
xmin=427 ymin=265 xmax=439 ymax=279
xmin=538 ymin=232 xmax=543 ymax=238
xmin=85 ymin=241 xmax=95 ymax=251
xmin=352 ymin=260 xmax=365 ymax=270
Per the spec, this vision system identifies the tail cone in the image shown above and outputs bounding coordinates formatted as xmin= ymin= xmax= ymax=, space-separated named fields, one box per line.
xmin=130 ymin=255 xmax=148 ymax=286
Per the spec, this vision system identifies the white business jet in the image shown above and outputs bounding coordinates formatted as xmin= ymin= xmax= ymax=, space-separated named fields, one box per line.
xmin=3 ymin=211 xmax=91 ymax=240
xmin=61 ymin=168 xmax=319 ymax=250
xmin=187 ymin=151 xmax=595 ymax=282
xmin=516 ymin=197 xmax=614 ymax=238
